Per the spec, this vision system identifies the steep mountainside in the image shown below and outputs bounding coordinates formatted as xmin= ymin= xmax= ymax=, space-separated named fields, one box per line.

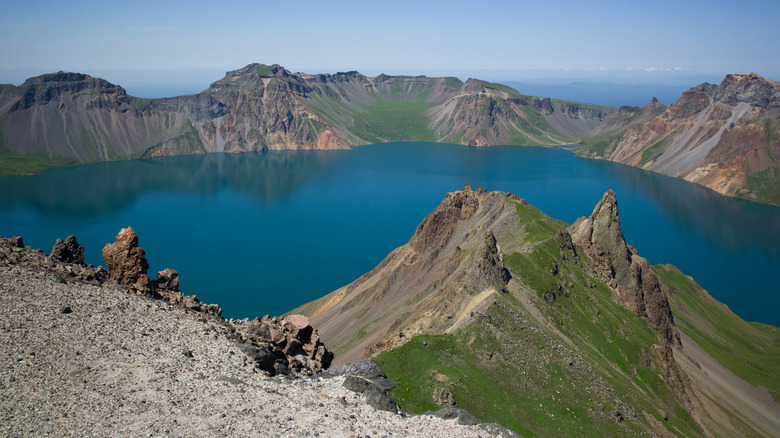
xmin=0 ymin=72 xmax=205 ymax=175
xmin=0 ymin=64 xmax=613 ymax=176
xmin=575 ymin=73 xmax=780 ymax=205
xmin=293 ymin=187 xmax=779 ymax=437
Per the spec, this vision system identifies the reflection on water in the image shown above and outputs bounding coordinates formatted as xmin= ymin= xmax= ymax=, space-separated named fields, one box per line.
xmin=0 ymin=143 xmax=777 ymax=325
xmin=583 ymin=157 xmax=780 ymax=259
xmin=0 ymin=150 xmax=343 ymax=217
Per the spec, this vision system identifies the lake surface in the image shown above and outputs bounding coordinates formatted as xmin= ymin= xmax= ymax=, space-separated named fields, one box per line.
xmin=1 ymin=143 xmax=778 ymax=325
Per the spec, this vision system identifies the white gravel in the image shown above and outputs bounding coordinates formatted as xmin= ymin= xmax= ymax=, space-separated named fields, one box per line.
xmin=0 ymin=260 xmax=505 ymax=437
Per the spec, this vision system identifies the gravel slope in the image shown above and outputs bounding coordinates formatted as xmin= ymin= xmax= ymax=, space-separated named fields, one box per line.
xmin=0 ymin=245 xmax=511 ymax=437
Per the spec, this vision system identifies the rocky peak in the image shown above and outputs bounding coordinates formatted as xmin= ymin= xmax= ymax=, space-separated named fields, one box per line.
xmin=209 ymin=63 xmax=291 ymax=89
xmin=11 ymin=72 xmax=127 ymax=112
xmin=569 ymin=191 xmax=677 ymax=346
xmin=411 ymin=186 xmax=484 ymax=254
xmin=669 ymin=89 xmax=711 ymax=119
xmin=700 ymin=72 xmax=780 ymax=108
xmin=460 ymin=78 xmax=486 ymax=94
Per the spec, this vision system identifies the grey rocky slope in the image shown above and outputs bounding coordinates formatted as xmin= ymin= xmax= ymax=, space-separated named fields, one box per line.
xmin=0 ymin=235 xmax=516 ymax=437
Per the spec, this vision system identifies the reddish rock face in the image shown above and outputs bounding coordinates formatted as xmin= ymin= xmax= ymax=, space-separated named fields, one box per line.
xmin=101 ymin=227 xmax=150 ymax=291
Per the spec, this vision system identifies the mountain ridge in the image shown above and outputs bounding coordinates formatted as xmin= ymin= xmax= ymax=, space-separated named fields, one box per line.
xmin=293 ymin=186 xmax=779 ymax=436
xmin=0 ymin=63 xmax=612 ymax=175
xmin=575 ymin=72 xmax=780 ymax=205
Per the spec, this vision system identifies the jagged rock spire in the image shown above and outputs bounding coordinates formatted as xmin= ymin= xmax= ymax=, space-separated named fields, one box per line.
xmin=569 ymin=191 xmax=677 ymax=346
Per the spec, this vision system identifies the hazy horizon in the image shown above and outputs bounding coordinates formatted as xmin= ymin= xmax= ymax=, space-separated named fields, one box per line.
xmin=0 ymin=63 xmax=744 ymax=108
xmin=2 ymin=0 xmax=778 ymax=98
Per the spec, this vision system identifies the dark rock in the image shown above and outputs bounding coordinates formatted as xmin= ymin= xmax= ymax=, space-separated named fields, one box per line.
xmin=343 ymin=376 xmax=402 ymax=413
xmin=282 ymin=335 xmax=302 ymax=356
xmin=51 ymin=235 xmax=85 ymax=264
xmin=9 ymin=236 xmax=24 ymax=248
xmin=183 ymin=349 xmax=193 ymax=358
xmin=230 ymin=314 xmax=333 ymax=376
xmin=424 ymin=407 xmax=480 ymax=425
xmin=238 ymin=343 xmax=275 ymax=373
xmin=58 ymin=306 xmax=72 ymax=314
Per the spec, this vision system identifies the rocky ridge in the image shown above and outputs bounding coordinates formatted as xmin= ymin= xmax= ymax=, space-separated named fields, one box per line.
xmin=0 ymin=235 xmax=518 ymax=437
xmin=0 ymin=63 xmax=612 ymax=176
xmin=576 ymin=73 xmax=780 ymax=204
xmin=295 ymin=186 xmax=779 ymax=436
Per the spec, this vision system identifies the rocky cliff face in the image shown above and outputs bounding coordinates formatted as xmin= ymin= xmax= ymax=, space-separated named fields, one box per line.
xmin=1 ymin=63 xmax=613 ymax=176
xmin=577 ymin=73 xmax=780 ymax=205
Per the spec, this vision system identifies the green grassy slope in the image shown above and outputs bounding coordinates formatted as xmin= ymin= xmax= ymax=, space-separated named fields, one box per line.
xmin=655 ymin=265 xmax=779 ymax=403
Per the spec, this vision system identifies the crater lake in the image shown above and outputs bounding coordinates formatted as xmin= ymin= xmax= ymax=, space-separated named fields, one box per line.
xmin=1 ymin=143 xmax=778 ymax=325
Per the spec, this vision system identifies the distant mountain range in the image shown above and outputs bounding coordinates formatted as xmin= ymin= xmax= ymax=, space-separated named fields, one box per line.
xmin=0 ymin=64 xmax=778 ymax=205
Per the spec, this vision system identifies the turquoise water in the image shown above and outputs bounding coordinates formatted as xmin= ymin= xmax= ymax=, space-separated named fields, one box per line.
xmin=1 ymin=143 xmax=778 ymax=325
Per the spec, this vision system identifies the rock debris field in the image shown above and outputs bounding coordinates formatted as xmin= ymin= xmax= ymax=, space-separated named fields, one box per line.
xmin=0 ymin=236 xmax=517 ymax=437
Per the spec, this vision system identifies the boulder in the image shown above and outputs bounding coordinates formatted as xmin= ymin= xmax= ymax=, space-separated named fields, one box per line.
xmin=156 ymin=268 xmax=180 ymax=291
xmin=9 ymin=236 xmax=24 ymax=248
xmin=51 ymin=235 xmax=85 ymax=264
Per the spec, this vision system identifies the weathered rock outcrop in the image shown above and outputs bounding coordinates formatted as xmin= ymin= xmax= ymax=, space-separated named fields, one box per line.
xmin=463 ymin=230 xmax=511 ymax=295
xmin=101 ymin=227 xmax=151 ymax=292
xmin=569 ymin=191 xmax=695 ymax=408
xmin=50 ymin=235 xmax=85 ymax=265
xmin=230 ymin=314 xmax=333 ymax=376
xmin=569 ymin=190 xmax=677 ymax=344
xmin=3 ymin=232 xmax=333 ymax=377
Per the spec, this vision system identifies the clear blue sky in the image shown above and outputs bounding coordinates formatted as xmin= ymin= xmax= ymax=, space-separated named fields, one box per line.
xmin=2 ymin=0 xmax=778 ymax=95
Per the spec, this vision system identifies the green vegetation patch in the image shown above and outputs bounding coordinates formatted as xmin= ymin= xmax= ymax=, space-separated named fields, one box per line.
xmin=131 ymin=96 xmax=152 ymax=109
xmin=574 ymin=132 xmax=623 ymax=158
xmin=638 ymin=136 xmax=670 ymax=166
xmin=0 ymin=83 xmax=15 ymax=88
xmin=0 ymin=121 xmax=73 ymax=176
xmin=255 ymin=64 xmax=274 ymax=77
xmin=655 ymin=264 xmax=780 ymax=402
xmin=738 ymin=163 xmax=780 ymax=206
xmin=347 ymin=100 xmax=436 ymax=143
xmin=444 ymin=77 xmax=463 ymax=89
xmin=0 ymin=147 xmax=74 ymax=177
xmin=512 ymin=203 xmax=567 ymax=243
